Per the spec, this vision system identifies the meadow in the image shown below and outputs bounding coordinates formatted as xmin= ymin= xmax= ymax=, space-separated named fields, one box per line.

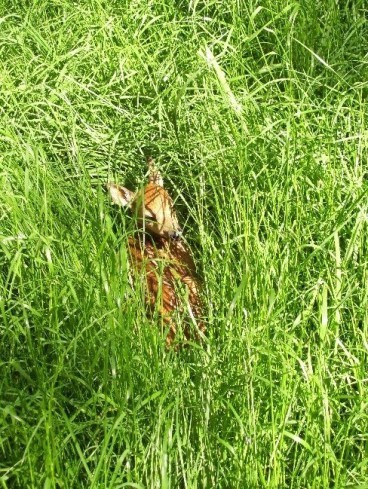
xmin=1 ymin=1 xmax=368 ymax=487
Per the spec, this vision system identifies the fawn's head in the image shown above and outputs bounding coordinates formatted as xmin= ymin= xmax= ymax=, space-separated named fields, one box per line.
xmin=107 ymin=158 xmax=182 ymax=240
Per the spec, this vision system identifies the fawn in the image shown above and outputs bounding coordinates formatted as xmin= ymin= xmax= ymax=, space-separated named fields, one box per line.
xmin=107 ymin=158 xmax=204 ymax=346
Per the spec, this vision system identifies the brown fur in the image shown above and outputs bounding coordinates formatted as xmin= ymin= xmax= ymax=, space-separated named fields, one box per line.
xmin=107 ymin=159 xmax=204 ymax=346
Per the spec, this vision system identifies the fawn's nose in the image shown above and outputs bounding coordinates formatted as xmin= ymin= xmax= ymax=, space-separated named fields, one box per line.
xmin=169 ymin=230 xmax=182 ymax=241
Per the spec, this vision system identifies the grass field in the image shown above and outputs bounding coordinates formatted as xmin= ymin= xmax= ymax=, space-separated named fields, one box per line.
xmin=1 ymin=1 xmax=368 ymax=487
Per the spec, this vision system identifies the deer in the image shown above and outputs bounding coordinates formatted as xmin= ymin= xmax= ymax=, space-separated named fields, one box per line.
xmin=106 ymin=157 xmax=204 ymax=347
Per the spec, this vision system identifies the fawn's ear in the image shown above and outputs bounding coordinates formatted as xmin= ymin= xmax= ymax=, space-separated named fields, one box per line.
xmin=147 ymin=156 xmax=164 ymax=187
xmin=106 ymin=183 xmax=135 ymax=207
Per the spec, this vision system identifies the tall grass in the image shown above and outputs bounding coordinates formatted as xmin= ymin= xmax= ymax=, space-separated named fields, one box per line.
xmin=1 ymin=1 xmax=367 ymax=487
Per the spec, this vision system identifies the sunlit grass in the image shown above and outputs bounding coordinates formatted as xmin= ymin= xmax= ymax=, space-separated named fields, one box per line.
xmin=1 ymin=1 xmax=368 ymax=487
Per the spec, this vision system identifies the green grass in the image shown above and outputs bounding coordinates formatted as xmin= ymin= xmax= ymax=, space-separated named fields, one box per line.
xmin=1 ymin=1 xmax=368 ymax=487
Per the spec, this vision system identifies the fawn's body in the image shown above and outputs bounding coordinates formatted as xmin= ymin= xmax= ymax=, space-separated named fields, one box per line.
xmin=107 ymin=159 xmax=204 ymax=346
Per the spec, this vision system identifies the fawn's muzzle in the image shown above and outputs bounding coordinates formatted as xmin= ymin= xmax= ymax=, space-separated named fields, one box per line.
xmin=169 ymin=230 xmax=182 ymax=241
